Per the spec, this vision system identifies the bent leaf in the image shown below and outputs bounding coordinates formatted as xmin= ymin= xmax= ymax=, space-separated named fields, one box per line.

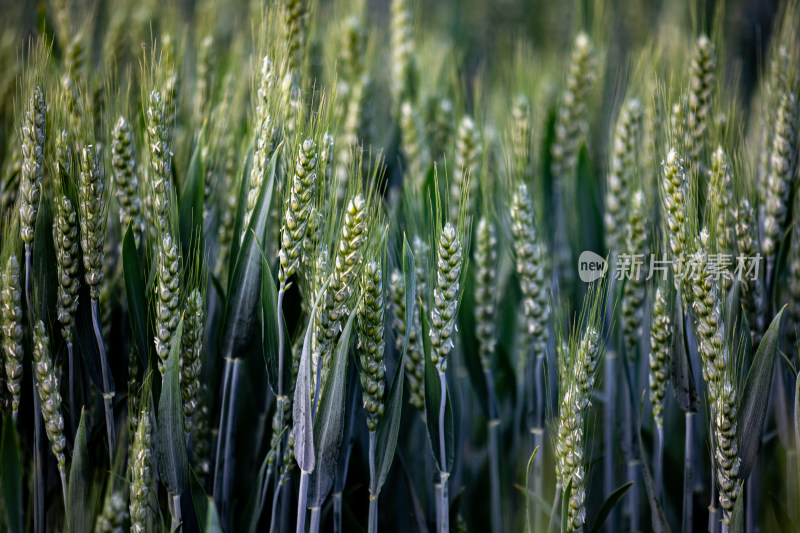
xmin=308 ymin=308 xmax=356 ymax=506
xmin=738 ymin=307 xmax=785 ymax=479
xmin=157 ymin=319 xmax=189 ymax=496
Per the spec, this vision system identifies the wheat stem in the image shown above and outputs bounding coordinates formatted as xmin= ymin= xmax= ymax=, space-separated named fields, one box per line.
xmin=682 ymin=412 xmax=694 ymax=533
xmin=297 ymin=470 xmax=310 ymax=533
xmin=437 ymin=369 xmax=449 ymax=533
xmin=92 ymin=299 xmax=115 ymax=458
xmin=368 ymin=430 xmax=378 ymax=533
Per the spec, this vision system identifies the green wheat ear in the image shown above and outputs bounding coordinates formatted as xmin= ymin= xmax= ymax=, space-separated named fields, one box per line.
xmin=181 ymin=288 xmax=204 ymax=435
xmin=20 ymin=85 xmax=46 ymax=246
xmin=129 ymin=404 xmax=154 ymax=533
xmin=79 ymin=145 xmax=106 ymax=300
xmin=1 ymin=254 xmax=23 ymax=418
xmin=474 ymin=217 xmax=497 ymax=372
xmin=111 ymin=115 xmax=143 ymax=244
xmin=357 ymin=258 xmax=386 ymax=433
xmin=389 ymin=268 xmax=424 ymax=410
xmin=32 ymin=320 xmax=67 ymax=481
xmin=604 ymin=98 xmax=642 ymax=255
xmin=429 ymin=222 xmax=464 ymax=372
xmin=279 ymin=136 xmax=318 ymax=289
xmin=649 ymin=285 xmax=671 ymax=428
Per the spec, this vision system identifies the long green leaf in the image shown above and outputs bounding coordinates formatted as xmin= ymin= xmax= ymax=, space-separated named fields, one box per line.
xmin=293 ymin=276 xmax=332 ymax=473
xmin=308 ymin=308 xmax=356 ymax=506
xmin=333 ymin=359 xmax=361 ymax=495
xmin=0 ymin=416 xmax=22 ymax=533
xmin=179 ymin=128 xmax=205 ymax=263
xmin=261 ymin=254 xmax=289 ymax=395
xmin=206 ymin=499 xmax=223 ymax=533
xmin=524 ymin=446 xmax=539 ymax=533
xmin=560 ymin=477 xmax=573 ymax=533
xmin=123 ymin=226 xmax=151 ymax=368
xmin=728 ymin=485 xmax=745 ymax=533
xmin=421 ymin=309 xmax=454 ymax=473
xmin=769 ymin=492 xmax=796 ymax=533
xmin=588 ymin=481 xmax=634 ymax=533
xmin=190 ymin=468 xmax=210 ymax=533
xmin=32 ymin=194 xmax=57 ymax=323
xmin=373 ymin=237 xmax=415 ymax=494
xmin=219 ymin=150 xmax=278 ymax=364
xmin=738 ymin=307 xmax=785 ymax=479
xmin=74 ymin=281 xmax=114 ymax=393
xmin=636 ymin=392 xmax=671 ymax=533
xmin=227 ymin=145 xmax=253 ymax=285
xmin=67 ymin=411 xmax=89 ymax=533
xmin=158 ymin=319 xmax=189 ymax=496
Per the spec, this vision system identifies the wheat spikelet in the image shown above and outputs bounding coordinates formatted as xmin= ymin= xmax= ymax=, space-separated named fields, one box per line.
xmin=79 ymin=146 xmax=106 ymax=300
xmin=129 ymin=407 xmax=153 ymax=533
xmin=32 ymin=320 xmax=67 ymax=478
xmin=154 ymin=233 xmax=180 ymax=374
xmin=734 ymin=199 xmax=765 ymax=344
xmin=54 ymin=194 xmax=80 ymax=344
xmin=388 ymin=268 xmax=424 ymax=409
xmin=708 ymin=147 xmax=735 ymax=289
xmin=451 ymin=116 xmax=480 ymax=223
xmin=763 ymin=91 xmax=797 ymax=259
xmin=510 ymin=183 xmax=549 ymax=370
xmin=111 ymin=115 xmax=143 ymax=242
xmin=430 ymin=223 xmax=463 ymax=372
xmin=181 ymin=288 xmax=204 ymax=434
xmin=649 ymin=286 xmax=671 ymax=427
xmin=622 ymin=190 xmax=648 ymax=359
xmin=279 ymin=137 xmax=317 ymax=288
xmin=604 ymin=98 xmax=642 ymax=254
xmin=1 ymin=255 xmax=22 ymax=416
xmin=400 ymin=101 xmax=430 ymax=192
xmin=685 ymin=35 xmax=716 ymax=169
xmin=20 ymin=86 xmax=46 ymax=246
xmin=357 ymin=259 xmax=386 ymax=432
xmin=146 ymin=90 xmax=172 ymax=239
xmin=474 ymin=217 xmax=497 ymax=371
xmin=661 ymin=149 xmax=688 ymax=290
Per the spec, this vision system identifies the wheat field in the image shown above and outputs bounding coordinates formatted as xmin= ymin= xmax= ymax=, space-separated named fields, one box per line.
xmin=0 ymin=0 xmax=799 ymax=532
